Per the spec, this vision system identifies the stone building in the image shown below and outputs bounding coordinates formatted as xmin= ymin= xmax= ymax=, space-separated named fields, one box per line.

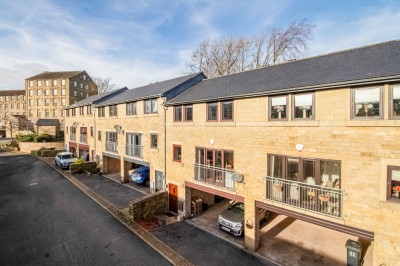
xmin=0 ymin=90 xmax=26 ymax=135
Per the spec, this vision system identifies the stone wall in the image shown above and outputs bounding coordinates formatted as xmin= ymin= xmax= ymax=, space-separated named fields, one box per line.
xmin=129 ymin=191 xmax=168 ymax=221
xmin=70 ymin=161 xmax=97 ymax=174
xmin=40 ymin=149 xmax=65 ymax=157
xmin=19 ymin=142 xmax=65 ymax=153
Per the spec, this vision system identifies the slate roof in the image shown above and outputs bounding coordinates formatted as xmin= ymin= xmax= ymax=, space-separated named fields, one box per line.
xmin=26 ymin=71 xmax=83 ymax=80
xmin=167 ymin=40 xmax=400 ymax=105
xmin=95 ymin=73 xmax=205 ymax=107
xmin=64 ymin=87 xmax=128 ymax=109
xmin=35 ymin=119 xmax=60 ymax=126
xmin=0 ymin=90 xmax=25 ymax=96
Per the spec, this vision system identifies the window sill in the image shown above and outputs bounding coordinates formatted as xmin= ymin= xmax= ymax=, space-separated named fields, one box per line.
xmin=346 ymin=120 xmax=400 ymax=127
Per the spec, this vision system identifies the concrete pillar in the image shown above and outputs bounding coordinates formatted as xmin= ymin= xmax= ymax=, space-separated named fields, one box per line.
xmin=244 ymin=198 xmax=259 ymax=252
xmin=102 ymin=155 xmax=108 ymax=174
xmin=184 ymin=186 xmax=192 ymax=218
xmin=121 ymin=159 xmax=130 ymax=183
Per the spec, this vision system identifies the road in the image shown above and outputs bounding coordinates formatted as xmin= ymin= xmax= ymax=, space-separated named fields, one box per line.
xmin=0 ymin=152 xmax=170 ymax=266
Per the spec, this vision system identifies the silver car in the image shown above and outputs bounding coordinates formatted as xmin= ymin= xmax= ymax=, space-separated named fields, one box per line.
xmin=218 ymin=201 xmax=270 ymax=236
xmin=55 ymin=152 xmax=77 ymax=169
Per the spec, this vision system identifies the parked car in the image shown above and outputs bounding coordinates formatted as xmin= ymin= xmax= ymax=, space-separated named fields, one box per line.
xmin=130 ymin=166 xmax=150 ymax=187
xmin=218 ymin=201 xmax=270 ymax=236
xmin=55 ymin=152 xmax=77 ymax=170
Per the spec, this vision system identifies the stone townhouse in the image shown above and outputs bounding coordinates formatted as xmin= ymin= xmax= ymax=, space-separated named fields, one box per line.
xmin=66 ymin=73 xmax=204 ymax=190
xmin=26 ymin=71 xmax=98 ymax=132
xmin=0 ymin=90 xmax=27 ymax=137
xmin=164 ymin=40 xmax=400 ymax=265
xmin=64 ymin=88 xmax=128 ymax=160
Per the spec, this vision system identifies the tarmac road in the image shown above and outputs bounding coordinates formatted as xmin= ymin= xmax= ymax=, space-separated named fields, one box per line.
xmin=0 ymin=152 xmax=170 ymax=266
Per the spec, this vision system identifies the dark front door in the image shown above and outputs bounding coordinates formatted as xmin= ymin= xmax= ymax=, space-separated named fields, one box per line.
xmin=169 ymin=184 xmax=178 ymax=214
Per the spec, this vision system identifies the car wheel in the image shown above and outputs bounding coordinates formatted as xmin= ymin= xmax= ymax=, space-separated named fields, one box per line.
xmin=145 ymin=180 xmax=150 ymax=187
xmin=55 ymin=160 xmax=58 ymax=166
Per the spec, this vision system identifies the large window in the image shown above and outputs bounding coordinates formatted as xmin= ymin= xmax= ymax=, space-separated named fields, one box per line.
xmin=352 ymin=87 xmax=382 ymax=119
xmin=109 ymin=105 xmax=117 ymax=116
xmin=126 ymin=102 xmax=137 ymax=115
xmin=98 ymin=106 xmax=105 ymax=117
xmin=173 ymin=105 xmax=193 ymax=122
xmin=270 ymin=96 xmax=287 ymax=120
xmin=388 ymin=166 xmax=400 ymax=202
xmin=173 ymin=145 xmax=182 ymax=162
xmin=144 ymin=98 xmax=158 ymax=114
xmin=184 ymin=105 xmax=193 ymax=121
xmin=293 ymin=93 xmax=314 ymax=119
xmin=207 ymin=102 xmax=218 ymax=121
xmin=267 ymin=154 xmax=341 ymax=187
xmin=151 ymin=134 xmax=158 ymax=148
xmin=390 ymin=85 xmax=400 ymax=119
xmin=174 ymin=106 xmax=182 ymax=122
xmin=126 ymin=133 xmax=142 ymax=158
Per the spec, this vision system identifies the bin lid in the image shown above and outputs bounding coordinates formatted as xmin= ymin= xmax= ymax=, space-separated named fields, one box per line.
xmin=345 ymin=239 xmax=362 ymax=251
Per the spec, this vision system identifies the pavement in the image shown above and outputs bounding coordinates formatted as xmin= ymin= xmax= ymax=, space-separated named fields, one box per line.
xmin=38 ymin=156 xmax=272 ymax=266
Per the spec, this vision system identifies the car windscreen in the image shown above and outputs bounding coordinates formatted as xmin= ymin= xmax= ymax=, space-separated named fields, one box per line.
xmin=229 ymin=202 xmax=244 ymax=212
xmin=61 ymin=155 xmax=72 ymax=159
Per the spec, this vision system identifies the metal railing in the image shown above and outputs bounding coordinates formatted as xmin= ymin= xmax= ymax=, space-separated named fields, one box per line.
xmin=70 ymin=133 xmax=76 ymax=141
xmin=194 ymin=163 xmax=235 ymax=190
xmin=105 ymin=141 xmax=118 ymax=153
xmin=265 ymin=176 xmax=343 ymax=218
xmin=125 ymin=144 xmax=143 ymax=158
xmin=80 ymin=134 xmax=87 ymax=143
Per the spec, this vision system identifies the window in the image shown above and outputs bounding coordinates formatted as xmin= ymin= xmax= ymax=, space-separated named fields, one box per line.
xmin=221 ymin=101 xmax=233 ymax=121
xmin=29 ymin=90 xmax=33 ymax=96
xmin=270 ymin=96 xmax=287 ymax=120
xmin=37 ymin=109 xmax=41 ymax=117
xmin=126 ymin=133 xmax=142 ymax=157
xmin=71 ymin=108 xmax=76 ymax=116
xmin=390 ymin=85 xmax=400 ymax=119
xmin=293 ymin=93 xmax=314 ymax=119
xmin=53 ymin=80 xmax=57 ymax=86
xmin=45 ymin=89 xmax=50 ymax=96
xmin=109 ymin=105 xmax=118 ymax=116
xmin=173 ymin=145 xmax=182 ymax=162
xmin=267 ymin=154 xmax=341 ymax=187
xmin=38 ymin=80 xmax=42 ymax=86
xmin=151 ymin=134 xmax=158 ymax=148
xmin=45 ymin=80 xmax=50 ymax=86
xmin=184 ymin=105 xmax=193 ymax=121
xmin=98 ymin=130 xmax=102 ymax=141
xmin=106 ymin=132 xmax=118 ymax=152
xmin=80 ymin=106 xmax=84 ymax=115
xmin=37 ymin=89 xmax=42 ymax=96
xmin=83 ymin=74 xmax=87 ymax=80
xmin=80 ymin=83 xmax=83 ymax=89
xmin=53 ymin=109 xmax=57 ymax=117
xmin=37 ymin=99 xmax=42 ymax=106
xmin=144 ymin=98 xmax=158 ymax=114
xmin=388 ymin=166 xmax=400 ymax=202
xmin=98 ymin=106 xmax=105 ymax=117
xmin=29 ymin=80 xmax=33 ymax=86
xmin=74 ymin=81 xmax=77 ymax=87
xmin=174 ymin=106 xmax=182 ymax=122
xmin=61 ymin=89 xmax=66 ymax=96
xmin=11 ymin=103 xmax=14 ymax=109
xmin=74 ymin=91 xmax=77 ymax=97
xmin=53 ymin=98 xmax=58 ymax=106
xmin=53 ymin=89 xmax=58 ymax=96
xmin=66 ymin=109 xmax=70 ymax=117
xmin=61 ymin=98 xmax=66 ymax=106
xmin=87 ymin=105 xmax=92 ymax=115
xmin=352 ymin=87 xmax=382 ymax=119
xmin=45 ymin=99 xmax=49 ymax=106
xmin=90 ymin=126 xmax=93 ymax=137
xmin=61 ymin=79 xmax=66 ymax=86
xmin=126 ymin=102 xmax=137 ymax=115
xmin=207 ymin=102 xmax=218 ymax=121
xmin=29 ymin=109 xmax=33 ymax=117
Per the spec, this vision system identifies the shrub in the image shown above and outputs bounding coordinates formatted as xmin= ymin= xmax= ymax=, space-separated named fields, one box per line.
xmin=16 ymin=134 xmax=36 ymax=142
xmin=34 ymin=134 xmax=53 ymax=142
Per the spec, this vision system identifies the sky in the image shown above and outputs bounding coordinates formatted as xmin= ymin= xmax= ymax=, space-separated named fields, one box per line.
xmin=1 ymin=0 xmax=400 ymax=90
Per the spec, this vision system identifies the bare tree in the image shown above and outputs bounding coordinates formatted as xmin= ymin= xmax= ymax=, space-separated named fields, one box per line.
xmin=93 ymin=77 xmax=116 ymax=94
xmin=186 ymin=19 xmax=314 ymax=77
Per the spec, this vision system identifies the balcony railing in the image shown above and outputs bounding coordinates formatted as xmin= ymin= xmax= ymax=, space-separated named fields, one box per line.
xmin=265 ymin=176 xmax=343 ymax=218
xmin=194 ymin=163 xmax=235 ymax=190
xmin=106 ymin=141 xmax=118 ymax=153
xmin=70 ymin=133 xmax=76 ymax=141
xmin=80 ymin=134 xmax=87 ymax=143
xmin=125 ymin=144 xmax=143 ymax=158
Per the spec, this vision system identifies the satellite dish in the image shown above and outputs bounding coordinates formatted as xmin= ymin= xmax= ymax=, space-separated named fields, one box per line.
xmin=232 ymin=173 xmax=244 ymax=183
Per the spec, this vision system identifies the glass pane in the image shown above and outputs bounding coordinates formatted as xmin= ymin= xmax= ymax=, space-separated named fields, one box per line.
xmin=287 ymin=158 xmax=299 ymax=181
xmin=206 ymin=150 xmax=213 ymax=165
xmin=392 ymin=86 xmax=400 ymax=117
xmin=268 ymin=155 xmax=284 ymax=178
xmin=207 ymin=103 xmax=218 ymax=121
xmin=320 ymin=160 xmax=341 ymax=187
xmin=195 ymin=148 xmax=204 ymax=164
xmin=271 ymin=96 xmax=287 ymax=119
xmin=354 ymin=87 xmax=380 ymax=117
xmin=221 ymin=101 xmax=232 ymax=120
xmin=303 ymin=160 xmax=315 ymax=184
xmin=215 ymin=151 xmax=222 ymax=168
xmin=152 ymin=99 xmax=158 ymax=113
xmin=174 ymin=107 xmax=182 ymax=121
xmin=294 ymin=94 xmax=313 ymax=119
xmin=185 ymin=105 xmax=193 ymax=121
xmin=144 ymin=100 xmax=151 ymax=113
xmin=224 ymin=151 xmax=234 ymax=169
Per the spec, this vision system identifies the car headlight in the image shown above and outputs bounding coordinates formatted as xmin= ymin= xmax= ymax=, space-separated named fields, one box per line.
xmin=233 ymin=222 xmax=243 ymax=228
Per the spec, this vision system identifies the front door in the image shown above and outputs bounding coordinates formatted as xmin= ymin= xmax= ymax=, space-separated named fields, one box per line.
xmin=169 ymin=184 xmax=178 ymax=214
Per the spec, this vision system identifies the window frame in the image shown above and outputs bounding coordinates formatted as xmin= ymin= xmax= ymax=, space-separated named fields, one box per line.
xmin=109 ymin=105 xmax=118 ymax=117
xmin=389 ymin=84 xmax=400 ymax=119
xmin=173 ymin=106 xmax=183 ymax=122
xmin=292 ymin=93 xmax=315 ymax=120
xmin=220 ymin=101 xmax=233 ymax=121
xmin=207 ymin=102 xmax=218 ymax=121
xmin=173 ymin=144 xmax=182 ymax=162
xmin=184 ymin=105 xmax=193 ymax=122
xmin=269 ymin=95 xmax=288 ymax=121
xmin=126 ymin=101 xmax=137 ymax=116
xmin=151 ymin=134 xmax=158 ymax=149
xmin=351 ymin=86 xmax=383 ymax=120
xmin=387 ymin=165 xmax=400 ymax=202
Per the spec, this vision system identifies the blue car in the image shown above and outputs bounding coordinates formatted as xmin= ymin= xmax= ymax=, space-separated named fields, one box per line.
xmin=130 ymin=166 xmax=150 ymax=187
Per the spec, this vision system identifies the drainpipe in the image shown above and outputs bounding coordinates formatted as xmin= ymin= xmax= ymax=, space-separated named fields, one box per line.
xmin=93 ymin=105 xmax=97 ymax=162
xmin=163 ymin=99 xmax=168 ymax=190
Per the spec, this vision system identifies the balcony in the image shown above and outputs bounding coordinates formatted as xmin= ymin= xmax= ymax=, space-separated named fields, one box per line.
xmin=194 ymin=163 xmax=235 ymax=190
xmin=265 ymin=176 xmax=343 ymax=218
xmin=125 ymin=144 xmax=143 ymax=158
xmin=80 ymin=134 xmax=87 ymax=143
xmin=70 ymin=133 xmax=76 ymax=141
xmin=106 ymin=141 xmax=118 ymax=153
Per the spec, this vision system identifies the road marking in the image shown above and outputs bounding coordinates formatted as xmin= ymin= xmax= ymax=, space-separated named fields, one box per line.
xmin=29 ymin=182 xmax=38 ymax=186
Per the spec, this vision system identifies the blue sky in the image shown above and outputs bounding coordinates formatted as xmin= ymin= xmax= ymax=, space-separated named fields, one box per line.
xmin=0 ymin=0 xmax=400 ymax=90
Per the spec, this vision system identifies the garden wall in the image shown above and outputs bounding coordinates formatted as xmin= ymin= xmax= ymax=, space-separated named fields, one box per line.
xmin=129 ymin=191 xmax=168 ymax=220
xmin=19 ymin=142 xmax=65 ymax=153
